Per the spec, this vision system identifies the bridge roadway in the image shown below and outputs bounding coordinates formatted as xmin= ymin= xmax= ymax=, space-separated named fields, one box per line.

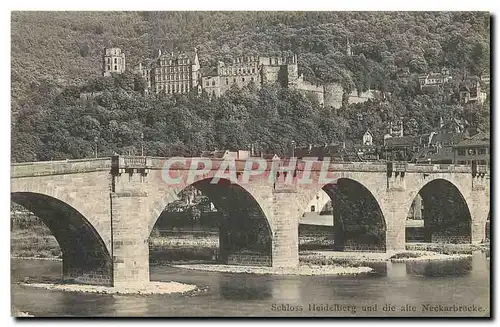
xmin=11 ymin=156 xmax=490 ymax=287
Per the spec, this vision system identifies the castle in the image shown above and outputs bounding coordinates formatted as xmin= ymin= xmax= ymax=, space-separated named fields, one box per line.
xmin=103 ymin=47 xmax=376 ymax=109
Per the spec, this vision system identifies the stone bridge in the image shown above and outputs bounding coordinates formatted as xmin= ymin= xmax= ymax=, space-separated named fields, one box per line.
xmin=11 ymin=156 xmax=490 ymax=287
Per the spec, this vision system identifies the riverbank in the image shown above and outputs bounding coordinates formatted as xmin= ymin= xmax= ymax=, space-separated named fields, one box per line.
xmin=19 ymin=281 xmax=198 ymax=295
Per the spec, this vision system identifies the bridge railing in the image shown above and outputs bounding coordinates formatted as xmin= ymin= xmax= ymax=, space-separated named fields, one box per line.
xmin=11 ymin=157 xmax=112 ymax=178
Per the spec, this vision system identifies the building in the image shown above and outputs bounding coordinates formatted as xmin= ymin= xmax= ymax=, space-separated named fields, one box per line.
xmin=131 ymin=48 xmax=378 ymax=109
xmin=452 ymin=132 xmax=490 ymax=166
xmin=363 ymin=130 xmax=373 ymax=146
xmin=135 ymin=49 xmax=201 ymax=95
xmin=201 ymin=55 xmax=263 ymax=97
xmin=383 ymin=117 xmax=482 ymax=164
xmin=200 ymin=149 xmax=250 ymax=160
xmin=418 ymin=68 xmax=452 ymax=92
xmin=103 ymin=48 xmax=126 ymax=76
xmin=459 ymin=75 xmax=487 ymax=105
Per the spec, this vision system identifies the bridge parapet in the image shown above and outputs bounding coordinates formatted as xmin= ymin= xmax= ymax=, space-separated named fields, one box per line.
xmin=146 ymin=157 xmax=390 ymax=172
xmin=11 ymin=158 xmax=112 ymax=178
xmin=405 ymin=163 xmax=472 ymax=173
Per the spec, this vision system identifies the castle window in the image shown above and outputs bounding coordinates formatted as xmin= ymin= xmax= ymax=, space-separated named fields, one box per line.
xmin=114 ymin=58 xmax=117 ymax=64
xmin=252 ymin=68 xmax=255 ymax=73
xmin=212 ymin=81 xmax=216 ymax=86
xmin=107 ymin=58 xmax=110 ymax=64
xmin=114 ymin=65 xmax=117 ymax=71
xmin=242 ymin=78 xmax=245 ymax=82
xmin=226 ymin=78 xmax=229 ymax=85
xmin=107 ymin=65 xmax=110 ymax=70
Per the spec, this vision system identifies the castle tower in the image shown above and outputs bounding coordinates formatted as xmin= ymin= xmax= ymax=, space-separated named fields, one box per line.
xmin=346 ymin=37 xmax=353 ymax=57
xmin=103 ymin=48 xmax=126 ymax=76
xmin=191 ymin=47 xmax=201 ymax=90
xmin=286 ymin=53 xmax=299 ymax=87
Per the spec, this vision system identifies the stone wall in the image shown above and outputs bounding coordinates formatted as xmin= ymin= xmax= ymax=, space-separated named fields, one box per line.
xmin=323 ymin=83 xmax=344 ymax=109
xmin=63 ymin=267 xmax=112 ymax=286
xmin=227 ymin=253 xmax=272 ymax=267
xmin=348 ymin=89 xmax=375 ymax=105
xmin=430 ymin=235 xmax=471 ymax=244
xmin=295 ymin=80 xmax=325 ymax=105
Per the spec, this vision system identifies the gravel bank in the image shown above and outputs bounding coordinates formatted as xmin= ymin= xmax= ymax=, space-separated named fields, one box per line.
xmin=390 ymin=251 xmax=472 ymax=262
xmin=173 ymin=264 xmax=373 ymax=276
xmin=20 ymin=281 xmax=197 ymax=295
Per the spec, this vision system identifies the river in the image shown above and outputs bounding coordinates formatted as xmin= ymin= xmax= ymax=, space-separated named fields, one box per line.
xmin=11 ymin=252 xmax=490 ymax=317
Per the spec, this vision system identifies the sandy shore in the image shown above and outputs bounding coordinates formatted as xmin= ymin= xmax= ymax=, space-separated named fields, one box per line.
xmin=390 ymin=251 xmax=472 ymax=262
xmin=20 ymin=281 xmax=197 ymax=295
xmin=173 ymin=264 xmax=373 ymax=276
xmin=301 ymin=250 xmax=474 ymax=263
xmin=11 ymin=256 xmax=61 ymax=261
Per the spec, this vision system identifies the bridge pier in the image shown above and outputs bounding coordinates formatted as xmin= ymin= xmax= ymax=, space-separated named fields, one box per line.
xmin=271 ymin=190 xmax=299 ymax=268
xmin=110 ymin=192 xmax=150 ymax=288
xmin=469 ymin=175 xmax=490 ymax=244
xmin=381 ymin=192 xmax=407 ymax=252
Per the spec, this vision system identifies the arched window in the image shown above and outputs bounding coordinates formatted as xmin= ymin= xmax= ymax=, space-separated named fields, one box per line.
xmin=226 ymin=78 xmax=229 ymax=85
xmin=242 ymin=78 xmax=245 ymax=82
xmin=114 ymin=65 xmax=117 ymax=71
xmin=114 ymin=58 xmax=117 ymax=64
xmin=107 ymin=58 xmax=110 ymax=64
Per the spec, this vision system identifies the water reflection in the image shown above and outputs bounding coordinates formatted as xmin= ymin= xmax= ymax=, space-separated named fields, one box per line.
xmin=405 ymin=258 xmax=472 ymax=277
xmin=219 ymin=275 xmax=273 ymax=301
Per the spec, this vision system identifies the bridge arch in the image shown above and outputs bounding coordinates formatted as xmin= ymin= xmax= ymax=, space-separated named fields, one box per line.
xmin=299 ymin=177 xmax=387 ymax=252
xmin=11 ymin=192 xmax=112 ymax=285
xmin=406 ymin=178 xmax=472 ymax=243
xmin=148 ymin=178 xmax=273 ymax=266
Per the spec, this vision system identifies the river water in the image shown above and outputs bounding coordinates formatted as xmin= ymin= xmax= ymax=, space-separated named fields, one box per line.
xmin=11 ymin=252 xmax=490 ymax=317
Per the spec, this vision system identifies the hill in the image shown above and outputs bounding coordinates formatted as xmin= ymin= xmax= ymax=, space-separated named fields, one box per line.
xmin=12 ymin=11 xmax=490 ymax=108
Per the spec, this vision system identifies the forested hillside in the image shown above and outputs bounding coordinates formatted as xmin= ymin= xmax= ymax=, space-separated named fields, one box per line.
xmin=11 ymin=11 xmax=490 ymax=162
